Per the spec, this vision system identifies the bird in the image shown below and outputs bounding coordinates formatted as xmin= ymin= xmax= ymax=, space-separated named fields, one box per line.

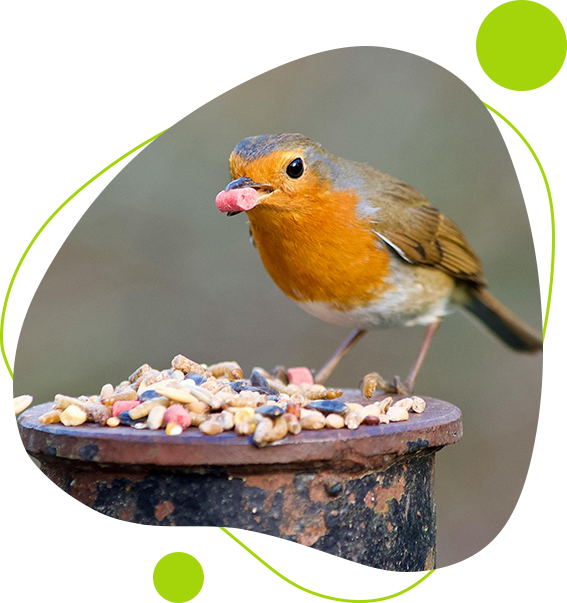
xmin=215 ymin=133 xmax=542 ymax=394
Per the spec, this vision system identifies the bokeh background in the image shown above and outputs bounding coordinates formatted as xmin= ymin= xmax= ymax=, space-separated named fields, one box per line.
xmin=14 ymin=47 xmax=542 ymax=568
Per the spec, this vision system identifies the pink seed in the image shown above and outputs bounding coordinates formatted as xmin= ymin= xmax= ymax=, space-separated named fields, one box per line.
xmin=164 ymin=404 xmax=192 ymax=429
xmin=112 ymin=400 xmax=140 ymax=417
xmin=287 ymin=367 xmax=314 ymax=386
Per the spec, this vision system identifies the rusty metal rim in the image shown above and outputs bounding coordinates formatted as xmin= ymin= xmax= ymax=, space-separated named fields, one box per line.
xmin=18 ymin=392 xmax=462 ymax=468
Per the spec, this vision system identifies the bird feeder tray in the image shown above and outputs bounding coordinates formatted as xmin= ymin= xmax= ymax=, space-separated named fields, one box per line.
xmin=18 ymin=390 xmax=462 ymax=571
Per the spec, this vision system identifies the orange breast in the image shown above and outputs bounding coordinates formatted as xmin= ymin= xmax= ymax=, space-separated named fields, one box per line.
xmin=247 ymin=189 xmax=391 ymax=309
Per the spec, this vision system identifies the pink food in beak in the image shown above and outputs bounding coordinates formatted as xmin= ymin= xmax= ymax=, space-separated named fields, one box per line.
xmin=215 ymin=187 xmax=259 ymax=213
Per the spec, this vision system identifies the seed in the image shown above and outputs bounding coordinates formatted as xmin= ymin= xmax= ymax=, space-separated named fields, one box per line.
xmin=53 ymin=394 xmax=88 ymax=411
xmin=139 ymin=389 xmax=167 ymax=402
xmin=112 ymin=400 xmax=141 ymax=418
xmin=306 ymin=399 xmax=349 ymax=416
xmin=235 ymin=421 xmax=254 ymax=436
xmin=287 ymin=367 xmax=314 ymax=386
xmin=411 ymin=396 xmax=426 ymax=414
xmin=118 ymin=411 xmax=145 ymax=426
xmin=166 ymin=423 xmax=183 ymax=436
xmin=387 ymin=406 xmax=409 ymax=422
xmin=290 ymin=393 xmax=308 ymax=408
xmin=85 ymin=403 xmax=111 ymax=425
xmin=211 ymin=390 xmax=236 ymax=410
xmin=256 ymin=404 xmax=285 ymax=418
xmin=137 ymin=371 xmax=168 ymax=395
xmin=106 ymin=417 xmax=120 ymax=427
xmin=303 ymin=384 xmax=327 ymax=400
xmin=208 ymin=361 xmax=243 ymax=381
xmin=393 ymin=397 xmax=413 ymax=411
xmin=325 ymin=413 xmax=345 ymax=429
xmin=130 ymin=398 xmax=168 ymax=420
xmin=101 ymin=387 xmax=137 ymax=407
xmin=199 ymin=421 xmax=223 ymax=435
xmin=252 ymin=417 xmax=274 ymax=446
xmin=14 ymin=394 xmax=33 ymax=415
xmin=171 ymin=354 xmax=208 ymax=376
xmin=253 ymin=416 xmax=287 ymax=447
xmin=364 ymin=415 xmax=382 ymax=426
xmin=229 ymin=381 xmax=247 ymax=393
xmin=235 ymin=390 xmax=261 ymax=407
xmin=186 ymin=400 xmax=210 ymax=415
xmin=265 ymin=416 xmax=288 ymax=443
xmin=164 ymin=404 xmax=192 ymax=429
xmin=251 ymin=366 xmax=272 ymax=380
xmin=199 ymin=379 xmax=220 ymax=394
xmin=345 ymin=410 xmax=363 ymax=430
xmin=285 ymin=401 xmax=301 ymax=419
xmin=128 ymin=363 xmax=152 ymax=384
xmin=60 ymin=405 xmax=87 ymax=427
xmin=186 ymin=372 xmax=207 ymax=386
xmin=216 ymin=410 xmax=234 ymax=431
xmin=153 ymin=384 xmax=194 ymax=404
xmin=234 ymin=407 xmax=255 ymax=424
xmin=284 ymin=413 xmax=301 ymax=434
xmin=250 ymin=369 xmax=271 ymax=390
xmin=281 ymin=384 xmax=300 ymax=396
xmin=299 ymin=410 xmax=325 ymax=430
xmin=100 ymin=383 xmax=114 ymax=399
xmin=188 ymin=412 xmax=209 ymax=427
xmin=180 ymin=383 xmax=214 ymax=403
xmin=171 ymin=369 xmax=185 ymax=381
xmin=39 ymin=409 xmax=62 ymax=424
xmin=375 ymin=397 xmax=392 ymax=414
xmin=361 ymin=405 xmax=382 ymax=418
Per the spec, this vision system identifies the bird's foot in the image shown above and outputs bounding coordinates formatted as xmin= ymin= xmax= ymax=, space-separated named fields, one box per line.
xmin=361 ymin=372 xmax=412 ymax=398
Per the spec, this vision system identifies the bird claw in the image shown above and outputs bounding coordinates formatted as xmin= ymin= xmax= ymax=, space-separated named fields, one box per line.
xmin=361 ymin=372 xmax=412 ymax=398
xmin=393 ymin=376 xmax=411 ymax=396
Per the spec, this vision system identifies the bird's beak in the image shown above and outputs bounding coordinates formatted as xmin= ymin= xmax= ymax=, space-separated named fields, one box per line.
xmin=219 ymin=177 xmax=274 ymax=216
xmin=224 ymin=176 xmax=266 ymax=192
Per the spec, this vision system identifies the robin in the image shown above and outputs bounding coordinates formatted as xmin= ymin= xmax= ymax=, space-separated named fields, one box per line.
xmin=215 ymin=133 xmax=542 ymax=393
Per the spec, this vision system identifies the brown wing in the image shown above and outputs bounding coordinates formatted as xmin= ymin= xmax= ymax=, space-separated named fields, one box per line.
xmin=373 ymin=205 xmax=486 ymax=286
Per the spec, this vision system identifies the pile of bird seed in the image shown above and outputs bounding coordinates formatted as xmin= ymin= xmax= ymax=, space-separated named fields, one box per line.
xmin=35 ymin=354 xmax=426 ymax=447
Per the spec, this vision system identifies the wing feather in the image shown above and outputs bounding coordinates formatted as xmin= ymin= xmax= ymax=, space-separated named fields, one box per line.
xmin=372 ymin=205 xmax=485 ymax=285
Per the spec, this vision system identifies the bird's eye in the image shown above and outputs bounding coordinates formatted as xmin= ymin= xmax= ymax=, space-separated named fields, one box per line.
xmin=286 ymin=157 xmax=304 ymax=179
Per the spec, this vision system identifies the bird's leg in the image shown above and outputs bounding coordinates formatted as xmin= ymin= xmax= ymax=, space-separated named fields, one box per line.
xmin=314 ymin=329 xmax=367 ymax=384
xmin=401 ymin=320 xmax=441 ymax=394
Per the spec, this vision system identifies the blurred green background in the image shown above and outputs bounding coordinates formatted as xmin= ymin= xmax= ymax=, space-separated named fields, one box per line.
xmin=14 ymin=47 xmax=542 ymax=568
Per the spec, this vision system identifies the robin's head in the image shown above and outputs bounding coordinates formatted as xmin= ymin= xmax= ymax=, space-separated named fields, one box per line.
xmin=217 ymin=134 xmax=347 ymax=216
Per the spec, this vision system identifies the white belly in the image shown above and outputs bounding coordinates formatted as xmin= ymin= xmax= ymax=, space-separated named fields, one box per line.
xmin=296 ymin=257 xmax=456 ymax=329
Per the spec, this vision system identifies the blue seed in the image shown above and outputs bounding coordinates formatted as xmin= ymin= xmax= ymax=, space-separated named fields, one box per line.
xmin=117 ymin=410 xmax=145 ymax=426
xmin=139 ymin=389 xmax=163 ymax=402
xmin=230 ymin=381 xmax=247 ymax=392
xmin=306 ymin=400 xmax=349 ymax=416
xmin=186 ymin=372 xmax=207 ymax=386
xmin=256 ymin=404 xmax=285 ymax=418
xmin=250 ymin=369 xmax=270 ymax=389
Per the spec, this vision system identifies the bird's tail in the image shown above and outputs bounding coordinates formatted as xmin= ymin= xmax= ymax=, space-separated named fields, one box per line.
xmin=460 ymin=287 xmax=543 ymax=352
